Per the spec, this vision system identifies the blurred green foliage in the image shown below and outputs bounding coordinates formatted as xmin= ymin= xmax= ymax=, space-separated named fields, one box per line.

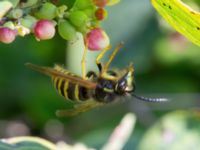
xmin=1 ymin=0 xmax=200 ymax=149
xmin=138 ymin=111 xmax=200 ymax=150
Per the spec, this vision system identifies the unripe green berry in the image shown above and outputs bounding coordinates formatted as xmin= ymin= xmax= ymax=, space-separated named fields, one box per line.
xmin=19 ymin=15 xmax=37 ymax=29
xmin=34 ymin=2 xmax=57 ymax=20
xmin=7 ymin=8 xmax=23 ymax=19
xmin=20 ymin=0 xmax=38 ymax=8
xmin=82 ymin=5 xmax=96 ymax=18
xmin=73 ymin=0 xmax=93 ymax=9
xmin=3 ymin=21 xmax=15 ymax=30
xmin=69 ymin=11 xmax=88 ymax=27
xmin=58 ymin=20 xmax=76 ymax=40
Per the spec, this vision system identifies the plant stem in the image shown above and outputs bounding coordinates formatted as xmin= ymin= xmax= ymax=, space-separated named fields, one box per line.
xmin=66 ymin=32 xmax=100 ymax=75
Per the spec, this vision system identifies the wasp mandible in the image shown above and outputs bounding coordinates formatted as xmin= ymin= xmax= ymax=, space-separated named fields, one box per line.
xmin=26 ymin=43 xmax=167 ymax=117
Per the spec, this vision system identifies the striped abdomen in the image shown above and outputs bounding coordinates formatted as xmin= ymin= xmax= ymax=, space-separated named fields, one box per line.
xmin=52 ymin=76 xmax=93 ymax=102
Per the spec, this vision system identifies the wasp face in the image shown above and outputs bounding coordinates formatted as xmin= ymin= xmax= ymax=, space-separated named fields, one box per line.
xmin=115 ymin=65 xmax=135 ymax=95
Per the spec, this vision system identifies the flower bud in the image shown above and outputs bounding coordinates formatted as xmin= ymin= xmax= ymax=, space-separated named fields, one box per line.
xmin=56 ymin=5 xmax=68 ymax=18
xmin=86 ymin=28 xmax=110 ymax=51
xmin=0 ymin=27 xmax=16 ymax=44
xmin=33 ymin=20 xmax=55 ymax=40
xmin=16 ymin=25 xmax=30 ymax=36
xmin=34 ymin=2 xmax=57 ymax=20
xmin=95 ymin=8 xmax=107 ymax=20
xmin=93 ymin=0 xmax=108 ymax=7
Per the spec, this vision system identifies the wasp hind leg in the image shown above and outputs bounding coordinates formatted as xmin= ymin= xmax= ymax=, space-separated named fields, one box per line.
xmin=96 ymin=43 xmax=123 ymax=73
xmin=104 ymin=42 xmax=124 ymax=71
xmin=56 ymin=101 xmax=103 ymax=117
xmin=95 ymin=45 xmax=111 ymax=73
xmin=81 ymin=43 xmax=88 ymax=80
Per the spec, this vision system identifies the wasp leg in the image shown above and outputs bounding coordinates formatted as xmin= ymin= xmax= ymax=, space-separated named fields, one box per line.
xmin=104 ymin=42 xmax=124 ymax=71
xmin=56 ymin=101 xmax=103 ymax=117
xmin=86 ymin=71 xmax=98 ymax=81
xmin=96 ymin=45 xmax=111 ymax=73
xmin=81 ymin=43 xmax=88 ymax=79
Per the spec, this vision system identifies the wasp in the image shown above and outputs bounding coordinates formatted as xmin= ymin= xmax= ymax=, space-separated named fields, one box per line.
xmin=26 ymin=43 xmax=167 ymax=117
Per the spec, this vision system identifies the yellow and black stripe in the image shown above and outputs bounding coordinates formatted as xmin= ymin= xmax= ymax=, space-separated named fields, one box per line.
xmin=52 ymin=76 xmax=92 ymax=102
xmin=25 ymin=63 xmax=95 ymax=102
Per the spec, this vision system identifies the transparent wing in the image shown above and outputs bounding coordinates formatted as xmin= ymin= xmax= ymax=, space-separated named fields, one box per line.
xmin=26 ymin=63 xmax=97 ymax=89
xmin=56 ymin=100 xmax=104 ymax=117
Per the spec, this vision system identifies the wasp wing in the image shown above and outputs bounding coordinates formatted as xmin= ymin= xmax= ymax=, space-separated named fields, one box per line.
xmin=25 ymin=63 xmax=97 ymax=89
xmin=56 ymin=100 xmax=104 ymax=117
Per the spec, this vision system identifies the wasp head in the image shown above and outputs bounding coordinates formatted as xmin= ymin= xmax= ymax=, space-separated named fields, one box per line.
xmin=115 ymin=64 xmax=135 ymax=95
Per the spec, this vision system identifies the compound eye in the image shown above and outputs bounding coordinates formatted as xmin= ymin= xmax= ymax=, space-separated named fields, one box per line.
xmin=120 ymin=81 xmax=127 ymax=91
xmin=116 ymin=80 xmax=127 ymax=93
xmin=120 ymin=80 xmax=126 ymax=87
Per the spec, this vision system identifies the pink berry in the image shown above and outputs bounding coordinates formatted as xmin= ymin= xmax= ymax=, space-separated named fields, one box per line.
xmin=0 ymin=27 xmax=16 ymax=44
xmin=86 ymin=28 xmax=110 ymax=51
xmin=33 ymin=20 xmax=55 ymax=40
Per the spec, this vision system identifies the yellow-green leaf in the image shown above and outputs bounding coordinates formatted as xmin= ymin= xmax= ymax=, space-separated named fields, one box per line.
xmin=0 ymin=1 xmax=13 ymax=19
xmin=107 ymin=0 xmax=120 ymax=6
xmin=151 ymin=0 xmax=200 ymax=47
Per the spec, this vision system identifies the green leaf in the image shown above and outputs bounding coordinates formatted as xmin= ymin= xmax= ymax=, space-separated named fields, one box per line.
xmin=0 ymin=136 xmax=56 ymax=150
xmin=0 ymin=141 xmax=15 ymax=150
xmin=0 ymin=1 xmax=13 ymax=18
xmin=151 ymin=0 xmax=200 ymax=47
xmin=7 ymin=0 xmax=19 ymax=8
xmin=138 ymin=111 xmax=200 ymax=150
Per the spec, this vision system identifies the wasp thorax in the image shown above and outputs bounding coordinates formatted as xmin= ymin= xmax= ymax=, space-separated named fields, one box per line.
xmin=95 ymin=78 xmax=116 ymax=103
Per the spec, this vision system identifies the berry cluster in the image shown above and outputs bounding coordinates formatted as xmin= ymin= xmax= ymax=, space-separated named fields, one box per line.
xmin=0 ymin=0 xmax=119 ymax=50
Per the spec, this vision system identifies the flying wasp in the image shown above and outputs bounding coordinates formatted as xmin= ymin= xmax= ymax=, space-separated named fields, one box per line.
xmin=26 ymin=43 xmax=167 ymax=117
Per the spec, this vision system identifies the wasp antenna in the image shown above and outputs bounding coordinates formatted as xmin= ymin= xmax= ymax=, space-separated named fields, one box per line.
xmin=25 ymin=63 xmax=52 ymax=76
xmin=132 ymin=93 xmax=168 ymax=102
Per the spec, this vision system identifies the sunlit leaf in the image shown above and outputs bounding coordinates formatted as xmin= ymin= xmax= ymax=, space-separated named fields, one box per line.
xmin=107 ymin=0 xmax=120 ymax=6
xmin=0 ymin=1 xmax=13 ymax=18
xmin=3 ymin=136 xmax=56 ymax=150
xmin=151 ymin=0 xmax=200 ymax=47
